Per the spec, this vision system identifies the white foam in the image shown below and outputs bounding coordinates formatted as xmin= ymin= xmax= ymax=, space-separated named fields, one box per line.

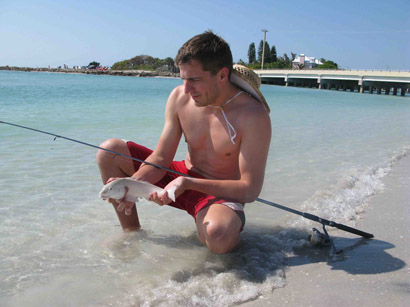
xmin=101 ymin=231 xmax=288 ymax=307
xmin=291 ymin=146 xmax=410 ymax=230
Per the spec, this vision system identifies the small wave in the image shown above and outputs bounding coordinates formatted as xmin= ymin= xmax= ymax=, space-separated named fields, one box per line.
xmin=102 ymin=229 xmax=291 ymax=307
xmin=292 ymin=145 xmax=410 ymax=229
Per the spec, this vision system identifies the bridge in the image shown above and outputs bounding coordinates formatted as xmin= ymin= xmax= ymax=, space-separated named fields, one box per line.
xmin=255 ymin=69 xmax=410 ymax=96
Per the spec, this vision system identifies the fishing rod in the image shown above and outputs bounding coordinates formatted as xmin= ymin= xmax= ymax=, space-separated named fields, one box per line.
xmin=256 ymin=198 xmax=373 ymax=239
xmin=1 ymin=120 xmax=374 ymax=245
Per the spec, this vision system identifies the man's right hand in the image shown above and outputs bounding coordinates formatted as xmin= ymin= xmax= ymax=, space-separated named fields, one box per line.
xmin=106 ymin=180 xmax=136 ymax=216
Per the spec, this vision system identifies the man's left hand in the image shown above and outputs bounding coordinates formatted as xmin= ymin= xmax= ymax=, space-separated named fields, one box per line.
xmin=149 ymin=176 xmax=187 ymax=205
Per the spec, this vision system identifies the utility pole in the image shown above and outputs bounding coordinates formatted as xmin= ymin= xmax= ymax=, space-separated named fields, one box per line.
xmin=261 ymin=29 xmax=268 ymax=70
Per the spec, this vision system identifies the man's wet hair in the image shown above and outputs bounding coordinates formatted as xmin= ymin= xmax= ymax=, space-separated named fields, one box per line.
xmin=175 ymin=31 xmax=233 ymax=75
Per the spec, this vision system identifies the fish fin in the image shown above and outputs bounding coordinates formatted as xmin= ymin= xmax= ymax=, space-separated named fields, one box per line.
xmin=166 ymin=186 xmax=177 ymax=202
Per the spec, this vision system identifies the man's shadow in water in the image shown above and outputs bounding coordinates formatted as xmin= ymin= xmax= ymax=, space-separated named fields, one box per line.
xmin=105 ymin=224 xmax=406 ymax=283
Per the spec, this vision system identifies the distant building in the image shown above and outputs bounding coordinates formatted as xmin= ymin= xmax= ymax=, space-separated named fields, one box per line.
xmin=292 ymin=54 xmax=323 ymax=69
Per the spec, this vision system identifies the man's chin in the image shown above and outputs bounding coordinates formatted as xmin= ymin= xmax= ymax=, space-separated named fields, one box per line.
xmin=194 ymin=101 xmax=208 ymax=107
xmin=192 ymin=96 xmax=205 ymax=106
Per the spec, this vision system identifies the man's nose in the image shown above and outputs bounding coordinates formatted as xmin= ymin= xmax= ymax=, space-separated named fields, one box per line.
xmin=184 ymin=80 xmax=193 ymax=94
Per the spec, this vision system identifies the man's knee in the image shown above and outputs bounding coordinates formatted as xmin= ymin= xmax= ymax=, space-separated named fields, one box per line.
xmin=201 ymin=222 xmax=240 ymax=254
xmin=96 ymin=138 xmax=126 ymax=164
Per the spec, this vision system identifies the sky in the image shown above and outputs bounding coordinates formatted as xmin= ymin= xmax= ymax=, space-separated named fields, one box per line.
xmin=1 ymin=0 xmax=409 ymax=70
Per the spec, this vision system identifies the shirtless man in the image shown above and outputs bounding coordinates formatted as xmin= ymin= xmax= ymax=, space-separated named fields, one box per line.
xmin=97 ymin=31 xmax=271 ymax=254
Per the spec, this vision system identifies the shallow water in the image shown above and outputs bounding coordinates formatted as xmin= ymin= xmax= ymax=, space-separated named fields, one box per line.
xmin=1 ymin=71 xmax=409 ymax=306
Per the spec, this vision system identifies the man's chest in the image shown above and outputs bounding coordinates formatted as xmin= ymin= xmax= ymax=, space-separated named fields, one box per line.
xmin=179 ymin=109 xmax=239 ymax=155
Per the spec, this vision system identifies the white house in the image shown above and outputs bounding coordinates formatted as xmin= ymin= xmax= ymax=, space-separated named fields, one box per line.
xmin=292 ymin=54 xmax=323 ymax=69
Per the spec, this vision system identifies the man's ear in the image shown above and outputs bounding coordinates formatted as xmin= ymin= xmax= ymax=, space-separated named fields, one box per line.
xmin=218 ymin=67 xmax=230 ymax=82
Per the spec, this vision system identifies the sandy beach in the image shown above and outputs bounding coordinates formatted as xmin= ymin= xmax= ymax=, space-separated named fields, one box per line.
xmin=243 ymin=153 xmax=410 ymax=307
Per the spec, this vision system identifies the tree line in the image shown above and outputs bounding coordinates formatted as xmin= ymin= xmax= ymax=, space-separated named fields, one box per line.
xmin=245 ymin=40 xmax=338 ymax=69
xmin=111 ymin=55 xmax=177 ymax=72
xmin=108 ymin=42 xmax=338 ymax=71
xmin=245 ymin=40 xmax=294 ymax=69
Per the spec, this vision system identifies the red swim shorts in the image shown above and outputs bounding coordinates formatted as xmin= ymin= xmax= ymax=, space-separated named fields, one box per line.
xmin=126 ymin=141 xmax=245 ymax=227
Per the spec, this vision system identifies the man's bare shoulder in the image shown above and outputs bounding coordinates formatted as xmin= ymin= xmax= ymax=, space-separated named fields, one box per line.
xmin=168 ymin=85 xmax=190 ymax=106
xmin=165 ymin=85 xmax=191 ymax=118
xmin=232 ymin=94 xmax=271 ymax=147
xmin=237 ymin=94 xmax=271 ymax=126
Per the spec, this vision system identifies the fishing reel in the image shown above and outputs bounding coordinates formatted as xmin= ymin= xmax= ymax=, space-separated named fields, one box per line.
xmin=308 ymin=224 xmax=343 ymax=254
xmin=308 ymin=227 xmax=331 ymax=247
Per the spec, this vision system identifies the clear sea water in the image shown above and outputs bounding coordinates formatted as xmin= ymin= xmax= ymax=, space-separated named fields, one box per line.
xmin=0 ymin=70 xmax=409 ymax=306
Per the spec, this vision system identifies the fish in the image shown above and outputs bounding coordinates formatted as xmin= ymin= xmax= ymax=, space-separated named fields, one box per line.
xmin=99 ymin=177 xmax=176 ymax=203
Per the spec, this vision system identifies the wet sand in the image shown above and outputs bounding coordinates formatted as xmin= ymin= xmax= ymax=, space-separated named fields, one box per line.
xmin=243 ymin=153 xmax=410 ymax=307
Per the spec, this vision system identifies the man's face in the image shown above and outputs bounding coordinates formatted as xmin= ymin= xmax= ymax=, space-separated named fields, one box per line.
xmin=179 ymin=60 xmax=221 ymax=107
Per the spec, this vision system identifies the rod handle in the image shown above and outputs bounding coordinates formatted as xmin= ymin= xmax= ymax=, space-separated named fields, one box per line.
xmin=303 ymin=213 xmax=374 ymax=238
xmin=331 ymin=222 xmax=374 ymax=239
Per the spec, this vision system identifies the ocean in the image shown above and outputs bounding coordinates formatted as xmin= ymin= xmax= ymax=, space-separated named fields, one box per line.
xmin=1 ymin=70 xmax=409 ymax=306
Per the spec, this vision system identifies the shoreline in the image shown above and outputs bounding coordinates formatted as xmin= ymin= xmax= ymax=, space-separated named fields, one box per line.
xmin=3 ymin=66 xmax=408 ymax=97
xmin=0 ymin=66 xmax=180 ymax=78
xmin=243 ymin=151 xmax=410 ymax=307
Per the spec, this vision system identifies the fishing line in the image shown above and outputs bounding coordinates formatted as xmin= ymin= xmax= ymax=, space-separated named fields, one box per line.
xmin=0 ymin=120 xmax=189 ymax=177
xmin=1 ymin=120 xmax=374 ymax=243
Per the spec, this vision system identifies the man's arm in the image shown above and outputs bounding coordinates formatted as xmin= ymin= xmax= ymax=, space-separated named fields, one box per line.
xmin=131 ymin=86 xmax=183 ymax=183
xmin=159 ymin=108 xmax=272 ymax=204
